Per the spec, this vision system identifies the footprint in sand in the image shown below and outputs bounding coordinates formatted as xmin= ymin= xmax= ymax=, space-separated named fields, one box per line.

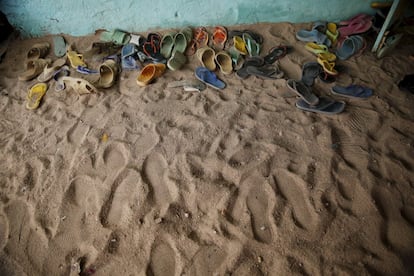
xmin=187 ymin=245 xmax=226 ymax=276
xmin=0 ymin=213 xmax=8 ymax=250
xmin=148 ymin=242 xmax=176 ymax=276
xmin=143 ymin=152 xmax=177 ymax=216
xmin=100 ymin=169 xmax=147 ymax=228
xmin=275 ymin=169 xmax=319 ymax=231
xmin=372 ymin=186 xmax=414 ymax=253
xmin=245 ymin=175 xmax=273 ymax=244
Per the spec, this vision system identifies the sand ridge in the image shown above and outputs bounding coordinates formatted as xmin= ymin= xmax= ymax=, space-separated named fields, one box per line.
xmin=0 ymin=22 xmax=414 ymax=275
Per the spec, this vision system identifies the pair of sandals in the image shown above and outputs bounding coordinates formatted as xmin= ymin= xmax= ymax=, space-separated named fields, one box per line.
xmin=286 ymin=62 xmax=345 ymax=115
xmin=235 ymin=45 xmax=290 ymax=80
xmin=196 ymin=46 xmax=233 ymax=75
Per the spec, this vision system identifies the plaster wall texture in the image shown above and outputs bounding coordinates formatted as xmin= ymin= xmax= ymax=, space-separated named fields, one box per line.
xmin=0 ymin=0 xmax=380 ymax=37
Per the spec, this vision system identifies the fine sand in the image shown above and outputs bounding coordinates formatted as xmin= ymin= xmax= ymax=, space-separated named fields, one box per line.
xmin=0 ymin=22 xmax=414 ymax=276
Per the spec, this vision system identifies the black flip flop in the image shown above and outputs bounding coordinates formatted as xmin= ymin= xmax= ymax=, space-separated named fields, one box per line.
xmin=246 ymin=64 xmax=284 ymax=79
xmin=296 ymin=97 xmax=345 ymax=115
xmin=301 ymin=62 xmax=322 ymax=87
xmin=263 ymin=45 xmax=293 ymax=64
xmin=286 ymin=79 xmax=319 ymax=105
xmin=236 ymin=56 xmax=264 ymax=79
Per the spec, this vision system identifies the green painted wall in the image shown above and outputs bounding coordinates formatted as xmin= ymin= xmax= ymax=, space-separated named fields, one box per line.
xmin=1 ymin=0 xmax=382 ymax=37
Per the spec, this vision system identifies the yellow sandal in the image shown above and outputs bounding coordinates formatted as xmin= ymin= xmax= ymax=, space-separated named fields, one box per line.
xmin=66 ymin=45 xmax=86 ymax=68
xmin=26 ymin=83 xmax=48 ymax=110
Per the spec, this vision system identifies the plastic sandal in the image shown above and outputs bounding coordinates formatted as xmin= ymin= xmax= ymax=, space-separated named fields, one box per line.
xmin=160 ymin=33 xmax=175 ymax=58
xmin=331 ymin=85 xmax=373 ymax=99
xmin=233 ymin=36 xmax=248 ymax=55
xmin=264 ymin=45 xmax=291 ymax=64
xmin=301 ymin=62 xmax=322 ymax=87
xmin=167 ymin=50 xmax=187 ymax=71
xmin=195 ymin=67 xmax=225 ymax=90
xmin=26 ymin=83 xmax=48 ymax=110
xmin=173 ymin=32 xmax=188 ymax=53
xmin=296 ymin=97 xmax=345 ymax=115
xmin=97 ymin=59 xmax=119 ymax=88
xmin=317 ymin=52 xmax=336 ymax=62
xmin=246 ymin=64 xmax=284 ymax=79
xmin=215 ymin=51 xmax=232 ymax=75
xmin=196 ymin=46 xmax=216 ymax=71
xmin=19 ymin=58 xmax=51 ymax=81
xmin=212 ymin=26 xmax=227 ymax=50
xmin=67 ymin=45 xmax=86 ymax=68
xmin=76 ymin=66 xmax=98 ymax=74
xmin=304 ymin=42 xmax=328 ymax=55
xmin=243 ymin=33 xmax=260 ymax=57
xmin=61 ymin=76 xmax=98 ymax=94
xmin=317 ymin=57 xmax=338 ymax=75
xmin=37 ymin=57 xmax=67 ymax=82
xmin=136 ymin=63 xmax=165 ymax=86
xmin=194 ymin=27 xmax=209 ymax=49
xmin=53 ymin=65 xmax=70 ymax=92
xmin=286 ymin=79 xmax=319 ymax=105
xmin=27 ymin=42 xmax=50 ymax=60
xmin=326 ymin=23 xmax=339 ymax=45
xmin=236 ymin=56 xmax=264 ymax=79
xmin=53 ymin=36 xmax=66 ymax=57
xmin=100 ymin=29 xmax=130 ymax=45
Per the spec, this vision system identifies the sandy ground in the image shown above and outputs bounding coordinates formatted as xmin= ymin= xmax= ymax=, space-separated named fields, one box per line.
xmin=0 ymin=22 xmax=414 ymax=276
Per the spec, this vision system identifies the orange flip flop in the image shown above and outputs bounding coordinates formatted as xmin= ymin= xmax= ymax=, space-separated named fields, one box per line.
xmin=212 ymin=26 xmax=227 ymax=50
xmin=194 ymin=27 xmax=209 ymax=49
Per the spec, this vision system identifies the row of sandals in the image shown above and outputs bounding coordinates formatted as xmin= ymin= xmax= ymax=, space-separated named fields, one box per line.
xmin=19 ymin=18 xmax=373 ymax=114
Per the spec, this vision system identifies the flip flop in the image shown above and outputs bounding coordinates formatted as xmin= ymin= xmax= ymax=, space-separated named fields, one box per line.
xmin=212 ymin=26 xmax=227 ymax=50
xmin=263 ymin=45 xmax=291 ymax=64
xmin=301 ymin=62 xmax=322 ymax=87
xmin=243 ymin=33 xmax=260 ymax=57
xmin=195 ymin=67 xmax=225 ymax=90
xmin=228 ymin=30 xmax=263 ymax=45
xmin=37 ymin=57 xmax=66 ymax=82
xmin=338 ymin=19 xmax=372 ymax=37
xmin=339 ymin=13 xmax=372 ymax=26
xmin=233 ymin=36 xmax=248 ymax=55
xmin=167 ymin=50 xmax=187 ymax=71
xmin=121 ymin=43 xmax=139 ymax=70
xmin=246 ymin=64 xmax=284 ymax=79
xmin=61 ymin=76 xmax=98 ymax=94
xmin=326 ymin=23 xmax=339 ymax=45
xmin=167 ymin=79 xmax=206 ymax=92
xmin=317 ymin=57 xmax=338 ymax=75
xmin=304 ymin=42 xmax=328 ymax=55
xmin=331 ymin=85 xmax=373 ymax=99
xmin=185 ymin=40 xmax=197 ymax=56
xmin=27 ymin=42 xmax=50 ymax=60
xmin=296 ymin=97 xmax=345 ymax=115
xmin=97 ymin=59 xmax=119 ymax=88
xmin=235 ymin=56 xmax=264 ymax=79
xmin=336 ymin=35 xmax=365 ymax=60
xmin=82 ymin=42 xmax=121 ymax=62
xmin=296 ymin=29 xmax=331 ymax=47
xmin=228 ymin=47 xmax=244 ymax=70
xmin=19 ymin=58 xmax=51 ymax=81
xmin=194 ymin=27 xmax=209 ymax=49
xmin=26 ymin=83 xmax=48 ymax=110
xmin=53 ymin=65 xmax=70 ymax=91
xmin=286 ymin=79 xmax=319 ymax=105
xmin=67 ymin=45 xmax=86 ymax=68
xmin=196 ymin=46 xmax=216 ymax=71
xmin=100 ymin=29 xmax=130 ymax=45
xmin=53 ymin=36 xmax=66 ymax=57
xmin=215 ymin=51 xmax=233 ymax=75
xmin=317 ymin=52 xmax=336 ymax=62
xmin=136 ymin=63 xmax=166 ymax=86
